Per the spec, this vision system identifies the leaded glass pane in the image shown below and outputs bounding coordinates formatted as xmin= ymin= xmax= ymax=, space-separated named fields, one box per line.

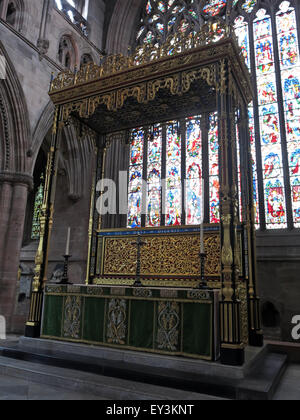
xmin=128 ymin=128 xmax=144 ymax=228
xmin=254 ymin=9 xmax=287 ymax=228
xmin=208 ymin=113 xmax=220 ymax=224
xmin=185 ymin=116 xmax=202 ymax=225
xmin=147 ymin=124 xmax=163 ymax=227
xmin=277 ymin=2 xmax=300 ymax=227
xmin=166 ymin=121 xmax=182 ymax=226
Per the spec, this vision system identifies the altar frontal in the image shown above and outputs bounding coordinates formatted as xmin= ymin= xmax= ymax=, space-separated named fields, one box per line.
xmin=26 ymin=18 xmax=263 ymax=366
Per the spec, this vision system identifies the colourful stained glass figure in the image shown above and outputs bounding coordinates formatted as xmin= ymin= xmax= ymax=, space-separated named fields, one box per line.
xmin=208 ymin=113 xmax=220 ymax=224
xmin=179 ymin=19 xmax=189 ymax=34
xmin=147 ymin=124 xmax=162 ymax=227
xmin=166 ymin=121 xmax=181 ymax=226
xmin=185 ymin=117 xmax=202 ymax=225
xmin=128 ymin=128 xmax=144 ymax=228
xmin=158 ymin=1 xmax=166 ymax=13
xmin=254 ymin=9 xmax=287 ymax=228
xmin=277 ymin=2 xmax=300 ymax=227
xmin=202 ymin=0 xmax=227 ymax=17
xmin=31 ymin=174 xmax=45 ymax=240
xmin=234 ymin=16 xmax=251 ymax=69
xmin=146 ymin=0 xmax=152 ymax=15
xmin=291 ymin=177 xmax=300 ymax=227
xmin=241 ymin=0 xmax=257 ymax=14
xmin=264 ymin=178 xmax=287 ymax=228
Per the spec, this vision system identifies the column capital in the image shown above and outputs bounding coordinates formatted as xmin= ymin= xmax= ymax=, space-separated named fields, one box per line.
xmin=0 ymin=171 xmax=34 ymax=190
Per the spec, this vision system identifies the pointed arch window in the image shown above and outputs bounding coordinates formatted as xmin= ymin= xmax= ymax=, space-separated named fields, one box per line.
xmin=130 ymin=0 xmax=300 ymax=230
xmin=232 ymin=0 xmax=300 ymax=230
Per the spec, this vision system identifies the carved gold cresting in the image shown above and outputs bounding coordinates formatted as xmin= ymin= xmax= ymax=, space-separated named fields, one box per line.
xmin=59 ymin=64 xmax=218 ymax=122
xmin=50 ymin=21 xmax=232 ymax=94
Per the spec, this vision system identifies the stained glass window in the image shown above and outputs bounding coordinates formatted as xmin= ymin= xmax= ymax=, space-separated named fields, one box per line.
xmin=276 ymin=2 xmax=300 ymax=227
xmin=234 ymin=16 xmax=260 ymax=226
xmin=130 ymin=0 xmax=300 ymax=230
xmin=127 ymin=116 xmax=222 ymax=229
xmin=136 ymin=0 xmax=202 ymax=45
xmin=254 ymin=9 xmax=287 ymax=229
xmin=31 ymin=174 xmax=45 ymax=240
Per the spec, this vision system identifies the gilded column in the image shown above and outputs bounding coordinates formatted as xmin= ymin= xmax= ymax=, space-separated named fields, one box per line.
xmin=25 ymin=106 xmax=62 ymax=338
xmin=218 ymin=60 xmax=245 ymax=366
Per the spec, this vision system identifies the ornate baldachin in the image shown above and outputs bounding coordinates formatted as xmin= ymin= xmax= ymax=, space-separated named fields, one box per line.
xmin=50 ymin=21 xmax=243 ymax=94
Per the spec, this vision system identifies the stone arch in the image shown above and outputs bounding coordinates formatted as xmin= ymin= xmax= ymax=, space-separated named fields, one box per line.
xmin=30 ymin=101 xmax=95 ymax=201
xmin=80 ymin=52 xmax=94 ymax=67
xmin=1 ymin=0 xmax=25 ymax=32
xmin=106 ymin=0 xmax=144 ymax=54
xmin=0 ymin=41 xmax=30 ymax=174
xmin=30 ymin=101 xmax=55 ymax=175
xmin=57 ymin=34 xmax=79 ymax=70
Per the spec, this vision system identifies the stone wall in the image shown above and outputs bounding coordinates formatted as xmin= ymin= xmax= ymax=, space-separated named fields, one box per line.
xmin=0 ymin=0 xmax=106 ymax=333
xmin=257 ymin=232 xmax=300 ymax=344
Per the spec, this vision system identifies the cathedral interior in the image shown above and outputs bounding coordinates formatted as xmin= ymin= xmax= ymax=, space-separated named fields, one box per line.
xmin=0 ymin=0 xmax=300 ymax=401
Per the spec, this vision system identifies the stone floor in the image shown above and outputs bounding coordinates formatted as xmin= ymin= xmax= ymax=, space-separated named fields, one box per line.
xmin=0 ymin=336 xmax=299 ymax=400
xmin=0 ymin=363 xmax=298 ymax=400
xmin=0 ymin=374 xmax=105 ymax=400
xmin=273 ymin=364 xmax=300 ymax=401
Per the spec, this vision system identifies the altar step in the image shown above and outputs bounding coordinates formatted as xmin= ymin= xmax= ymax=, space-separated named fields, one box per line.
xmin=0 ymin=354 xmax=222 ymax=400
xmin=0 ymin=338 xmax=288 ymax=400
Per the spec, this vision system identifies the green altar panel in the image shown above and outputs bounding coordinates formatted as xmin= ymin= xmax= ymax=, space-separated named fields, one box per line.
xmin=41 ymin=285 xmax=219 ymax=361
xmin=82 ymin=297 xmax=106 ymax=343
xmin=41 ymin=295 xmax=64 ymax=338
xmin=129 ymin=300 xmax=154 ymax=350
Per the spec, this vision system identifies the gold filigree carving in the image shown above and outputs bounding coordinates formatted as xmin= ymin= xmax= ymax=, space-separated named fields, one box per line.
xmin=237 ymin=282 xmax=249 ymax=345
xmin=221 ymin=215 xmax=233 ymax=267
xmin=102 ymin=234 xmax=221 ymax=278
xmin=63 ymin=296 xmax=82 ymax=339
xmin=157 ymin=301 xmax=180 ymax=352
xmin=50 ymin=21 xmax=231 ymax=94
xmin=106 ymin=299 xmax=127 ymax=345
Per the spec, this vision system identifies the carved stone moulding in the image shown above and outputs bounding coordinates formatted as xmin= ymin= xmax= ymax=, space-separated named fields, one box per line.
xmin=0 ymin=171 xmax=34 ymax=189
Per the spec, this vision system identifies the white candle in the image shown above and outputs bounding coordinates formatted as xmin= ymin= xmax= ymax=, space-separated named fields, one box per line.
xmin=65 ymin=227 xmax=71 ymax=256
xmin=200 ymin=179 xmax=205 ymax=254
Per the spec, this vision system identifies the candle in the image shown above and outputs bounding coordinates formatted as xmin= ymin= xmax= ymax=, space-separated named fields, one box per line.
xmin=200 ymin=179 xmax=205 ymax=254
xmin=65 ymin=227 xmax=71 ymax=256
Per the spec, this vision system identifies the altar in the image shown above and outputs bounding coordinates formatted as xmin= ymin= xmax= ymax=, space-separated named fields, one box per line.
xmin=26 ymin=18 xmax=264 ymax=366
xmin=41 ymin=284 xmax=220 ymax=361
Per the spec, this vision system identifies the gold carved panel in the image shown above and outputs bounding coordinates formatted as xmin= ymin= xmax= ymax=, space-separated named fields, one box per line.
xmin=102 ymin=233 xmax=221 ymax=278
